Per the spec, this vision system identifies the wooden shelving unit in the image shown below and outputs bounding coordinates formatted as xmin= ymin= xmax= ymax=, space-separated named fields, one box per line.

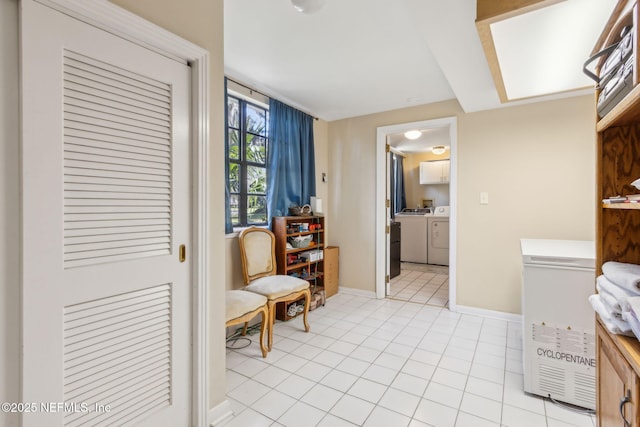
xmin=594 ymin=2 xmax=640 ymax=426
xmin=271 ymin=215 xmax=325 ymax=321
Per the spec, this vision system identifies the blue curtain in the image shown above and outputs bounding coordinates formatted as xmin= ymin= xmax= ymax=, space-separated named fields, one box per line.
xmin=394 ymin=154 xmax=406 ymax=213
xmin=267 ymin=99 xmax=316 ymax=223
xmin=224 ymin=78 xmax=233 ymax=233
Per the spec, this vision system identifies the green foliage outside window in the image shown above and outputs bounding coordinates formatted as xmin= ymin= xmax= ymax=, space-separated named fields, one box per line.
xmin=227 ymin=95 xmax=268 ymax=226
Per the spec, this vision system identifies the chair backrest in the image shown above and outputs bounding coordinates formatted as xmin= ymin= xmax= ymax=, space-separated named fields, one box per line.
xmin=238 ymin=227 xmax=277 ymax=284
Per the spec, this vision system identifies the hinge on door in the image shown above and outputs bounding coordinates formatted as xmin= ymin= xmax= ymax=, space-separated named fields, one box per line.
xmin=385 ymin=275 xmax=390 ymax=283
xmin=179 ymin=244 xmax=186 ymax=262
xmin=386 ymin=144 xmax=390 ymax=153
xmin=386 ymin=199 xmax=390 ymax=208
xmin=386 ymin=225 xmax=390 ymax=234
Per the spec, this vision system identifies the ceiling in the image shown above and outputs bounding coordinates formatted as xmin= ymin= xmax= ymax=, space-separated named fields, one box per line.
xmin=224 ymin=0 xmax=616 ymax=122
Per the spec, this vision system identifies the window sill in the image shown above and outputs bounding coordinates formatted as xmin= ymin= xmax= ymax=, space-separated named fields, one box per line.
xmin=225 ymin=225 xmax=268 ymax=239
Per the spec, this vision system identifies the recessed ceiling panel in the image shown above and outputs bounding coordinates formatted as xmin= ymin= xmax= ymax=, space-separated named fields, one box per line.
xmin=490 ymin=0 xmax=617 ymax=100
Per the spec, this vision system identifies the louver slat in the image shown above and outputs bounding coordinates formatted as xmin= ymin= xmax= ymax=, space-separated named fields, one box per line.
xmin=63 ymin=283 xmax=172 ymax=427
xmin=66 ymin=130 xmax=170 ymax=155
xmin=63 ymin=50 xmax=173 ymax=268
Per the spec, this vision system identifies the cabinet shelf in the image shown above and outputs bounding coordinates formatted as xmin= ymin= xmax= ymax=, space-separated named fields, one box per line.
xmin=602 ymin=203 xmax=640 ymax=210
xmin=597 ymin=84 xmax=640 ymax=131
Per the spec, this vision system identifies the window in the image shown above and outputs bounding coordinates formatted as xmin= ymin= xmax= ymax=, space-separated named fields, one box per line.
xmin=227 ymin=95 xmax=268 ymax=227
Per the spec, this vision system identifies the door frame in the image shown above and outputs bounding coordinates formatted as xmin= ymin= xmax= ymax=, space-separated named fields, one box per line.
xmin=375 ymin=117 xmax=458 ymax=311
xmin=22 ymin=1 xmax=210 ymax=425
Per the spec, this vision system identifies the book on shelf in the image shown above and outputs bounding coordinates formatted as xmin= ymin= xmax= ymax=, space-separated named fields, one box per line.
xmin=603 ymin=196 xmax=627 ymax=203
xmin=603 ymin=195 xmax=640 ymax=204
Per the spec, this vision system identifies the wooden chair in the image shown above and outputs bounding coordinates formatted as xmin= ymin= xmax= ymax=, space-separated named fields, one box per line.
xmin=238 ymin=227 xmax=310 ymax=351
xmin=225 ymin=290 xmax=269 ymax=357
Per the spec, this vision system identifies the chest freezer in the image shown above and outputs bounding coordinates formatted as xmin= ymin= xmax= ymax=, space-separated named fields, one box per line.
xmin=520 ymin=239 xmax=596 ymax=410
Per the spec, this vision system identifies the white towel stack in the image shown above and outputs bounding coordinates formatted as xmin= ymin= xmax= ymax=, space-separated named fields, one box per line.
xmin=590 ymin=261 xmax=640 ymax=337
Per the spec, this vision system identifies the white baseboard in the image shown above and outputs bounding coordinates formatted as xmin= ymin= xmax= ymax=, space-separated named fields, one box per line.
xmin=454 ymin=304 xmax=523 ymax=323
xmin=208 ymin=399 xmax=234 ymax=427
xmin=336 ymin=287 xmax=377 ymax=299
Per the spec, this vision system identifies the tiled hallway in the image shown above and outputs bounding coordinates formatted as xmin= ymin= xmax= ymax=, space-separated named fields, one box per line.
xmin=223 ymin=293 xmax=595 ymax=427
xmin=389 ymin=263 xmax=449 ymax=308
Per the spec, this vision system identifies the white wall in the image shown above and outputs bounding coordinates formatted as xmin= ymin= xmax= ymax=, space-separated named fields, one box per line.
xmin=0 ymin=1 xmax=20 ymax=426
xmin=328 ymin=96 xmax=595 ymax=314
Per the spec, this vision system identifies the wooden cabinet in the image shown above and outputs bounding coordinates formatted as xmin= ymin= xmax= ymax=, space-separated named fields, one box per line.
xmin=272 ymin=216 xmax=325 ymax=320
xmin=597 ymin=320 xmax=640 ymax=426
xmin=594 ymin=2 xmax=640 ymax=425
xmin=419 ymin=160 xmax=449 ymax=184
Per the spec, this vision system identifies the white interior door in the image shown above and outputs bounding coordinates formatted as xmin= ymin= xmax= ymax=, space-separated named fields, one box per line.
xmin=385 ymin=142 xmax=392 ymax=296
xmin=21 ymin=1 xmax=191 ymax=425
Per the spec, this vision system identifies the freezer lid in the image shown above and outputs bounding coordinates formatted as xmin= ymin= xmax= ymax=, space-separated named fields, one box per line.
xmin=520 ymin=239 xmax=595 ymax=269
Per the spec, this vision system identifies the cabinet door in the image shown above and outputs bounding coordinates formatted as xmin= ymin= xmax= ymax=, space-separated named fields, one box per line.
xmin=420 ymin=160 xmax=447 ymax=184
xmin=597 ymin=323 xmax=639 ymax=427
xmin=441 ymin=160 xmax=450 ymax=183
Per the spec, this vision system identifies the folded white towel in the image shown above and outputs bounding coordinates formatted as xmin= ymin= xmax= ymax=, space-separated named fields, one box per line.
xmin=597 ymin=274 xmax=635 ymax=314
xmin=589 ymin=294 xmax=634 ymax=336
xmin=602 ymin=261 xmax=640 ymax=293
xmin=626 ymin=296 xmax=640 ymax=322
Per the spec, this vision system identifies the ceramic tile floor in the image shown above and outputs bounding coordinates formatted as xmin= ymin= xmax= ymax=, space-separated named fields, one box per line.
xmin=389 ymin=263 xmax=449 ymax=308
xmin=223 ymin=294 xmax=596 ymax=427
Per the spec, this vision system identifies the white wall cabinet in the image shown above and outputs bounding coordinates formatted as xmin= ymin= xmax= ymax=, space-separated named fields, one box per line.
xmin=419 ymin=160 xmax=449 ymax=184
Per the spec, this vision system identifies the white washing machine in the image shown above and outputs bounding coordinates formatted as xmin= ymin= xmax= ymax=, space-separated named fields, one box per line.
xmin=428 ymin=206 xmax=449 ymax=266
xmin=395 ymin=208 xmax=431 ymax=264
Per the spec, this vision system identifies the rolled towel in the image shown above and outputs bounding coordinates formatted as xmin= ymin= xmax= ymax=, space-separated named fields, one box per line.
xmin=602 ymin=261 xmax=640 ymax=293
xmin=598 ymin=290 xmax=624 ymax=319
xmin=625 ymin=296 xmax=640 ymax=324
xmin=596 ymin=274 xmax=635 ymax=314
xmin=589 ymin=294 xmax=634 ymax=337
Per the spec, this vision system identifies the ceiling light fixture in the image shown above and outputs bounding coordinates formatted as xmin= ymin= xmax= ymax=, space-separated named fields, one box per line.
xmin=432 ymin=145 xmax=446 ymax=155
xmin=291 ymin=0 xmax=325 ymax=14
xmin=404 ymin=130 xmax=422 ymax=140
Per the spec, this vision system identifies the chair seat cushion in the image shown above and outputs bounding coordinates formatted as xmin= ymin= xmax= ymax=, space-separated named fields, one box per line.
xmin=245 ymin=275 xmax=309 ymax=300
xmin=225 ymin=290 xmax=268 ymax=322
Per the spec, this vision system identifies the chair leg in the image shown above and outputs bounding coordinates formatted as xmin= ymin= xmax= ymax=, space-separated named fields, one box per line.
xmin=302 ymin=289 xmax=311 ymax=333
xmin=242 ymin=321 xmax=249 ymax=336
xmin=258 ymin=306 xmax=268 ymax=358
xmin=267 ymin=300 xmax=276 ymax=351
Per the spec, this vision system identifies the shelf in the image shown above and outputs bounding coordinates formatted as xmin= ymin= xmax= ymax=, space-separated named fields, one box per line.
xmin=273 ymin=215 xmax=326 ymax=306
xmin=602 ymin=203 xmax=640 ymax=210
xmin=597 ymin=84 xmax=640 ymax=131
xmin=286 ymin=230 xmax=324 ymax=238
xmin=285 ymin=259 xmax=323 ymax=272
xmin=286 ymin=243 xmax=323 ymax=255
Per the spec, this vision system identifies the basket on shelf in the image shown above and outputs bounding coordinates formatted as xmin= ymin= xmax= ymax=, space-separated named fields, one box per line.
xmin=288 ymin=204 xmax=312 ymax=216
xmin=289 ymin=235 xmax=313 ymax=248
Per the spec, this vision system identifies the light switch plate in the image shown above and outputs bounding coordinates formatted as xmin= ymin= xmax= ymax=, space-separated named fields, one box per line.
xmin=480 ymin=192 xmax=489 ymax=204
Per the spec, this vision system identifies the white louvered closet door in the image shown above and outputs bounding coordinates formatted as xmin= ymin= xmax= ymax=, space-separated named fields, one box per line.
xmin=21 ymin=1 xmax=191 ymax=426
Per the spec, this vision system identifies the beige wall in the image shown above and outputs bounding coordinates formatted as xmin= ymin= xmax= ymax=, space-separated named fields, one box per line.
xmin=1 ymin=1 xmax=20 ymax=426
xmin=110 ymin=0 xmax=227 ymax=410
xmin=456 ymin=96 xmax=595 ymax=313
xmin=329 ymin=100 xmax=462 ymax=294
xmin=328 ymin=96 xmax=595 ymax=314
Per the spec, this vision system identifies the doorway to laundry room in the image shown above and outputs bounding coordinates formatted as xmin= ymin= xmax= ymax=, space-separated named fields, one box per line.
xmin=375 ymin=117 xmax=457 ymax=310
